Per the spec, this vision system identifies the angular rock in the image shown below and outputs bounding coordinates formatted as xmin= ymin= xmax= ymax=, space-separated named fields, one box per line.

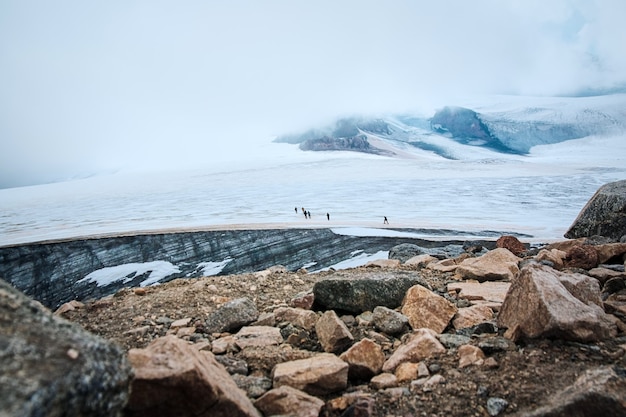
xmin=405 ymin=254 xmax=438 ymax=267
xmin=521 ymin=366 xmax=626 ymax=417
xmin=205 ymin=297 xmax=259 ymax=333
xmin=458 ymin=344 xmax=486 ymax=368
xmin=497 ymin=264 xmax=617 ymax=342
xmin=565 ymin=179 xmax=626 ymax=240
xmin=448 ymin=281 xmax=511 ymax=307
xmin=313 ymin=272 xmax=426 ymax=313
xmin=126 ymin=335 xmax=261 ymax=417
xmin=339 ymin=338 xmax=385 ymax=380
xmin=289 ymin=291 xmax=315 ymax=310
xmin=315 ymin=310 xmax=354 ymax=353
xmin=453 ymin=304 xmax=494 ymax=330
xmin=595 ymin=242 xmax=626 ymax=264
xmin=456 ymin=248 xmax=521 ymax=282
xmin=365 ymin=259 xmax=401 ymax=268
xmin=426 ymin=258 xmax=459 ymax=273
xmin=231 ymin=374 xmax=272 ymax=399
xmin=565 ymin=245 xmax=599 ymax=269
xmin=589 ymin=267 xmax=625 ymax=285
xmin=53 ymin=299 xmax=84 ymax=316
xmin=370 ymin=373 xmax=398 ymax=390
xmin=272 ymin=353 xmax=349 ymax=395
xmin=496 ymin=235 xmax=527 ymax=256
xmin=235 ymin=326 xmax=283 ymax=349
xmin=401 ymin=285 xmax=458 ymax=333
xmin=535 ymin=248 xmax=567 ymax=269
xmin=254 ymin=385 xmax=324 ymax=417
xmin=382 ymin=329 xmax=446 ymax=372
xmin=274 ymin=306 xmax=318 ymax=330
xmin=389 ymin=243 xmax=425 ymax=262
xmin=0 ymin=278 xmax=131 ymax=417
xmin=372 ymin=306 xmax=409 ymax=335
xmin=395 ymin=362 xmax=420 ymax=382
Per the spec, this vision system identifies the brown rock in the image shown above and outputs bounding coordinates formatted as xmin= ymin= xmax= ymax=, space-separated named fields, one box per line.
xmin=497 ymin=264 xmax=617 ymax=342
xmin=452 ymin=304 xmax=494 ymax=330
xmin=365 ymin=259 xmax=401 ymax=268
xmin=535 ymin=248 xmax=567 ymax=269
xmin=53 ymin=300 xmax=85 ymax=316
xmin=426 ymin=258 xmax=459 ymax=273
xmin=234 ymin=326 xmax=283 ymax=349
xmin=369 ymin=373 xmax=397 ymax=390
xmin=589 ymin=267 xmax=625 ymax=285
xmin=289 ymin=292 xmax=315 ymax=310
xmin=339 ymin=338 xmax=385 ymax=380
xmin=458 ymin=344 xmax=485 ymax=368
xmin=448 ymin=281 xmax=510 ymax=305
xmin=496 ymin=235 xmax=527 ymax=256
xmin=315 ymin=310 xmax=354 ymax=353
xmin=521 ymin=366 xmax=626 ymax=417
xmin=405 ymin=254 xmax=438 ymax=267
xmin=382 ymin=328 xmax=446 ymax=372
xmin=274 ymin=307 xmax=319 ymax=330
xmin=456 ymin=248 xmax=521 ymax=282
xmin=253 ymin=385 xmax=324 ymax=417
xmin=272 ymin=353 xmax=349 ymax=395
xmin=126 ymin=335 xmax=260 ymax=417
xmin=401 ymin=285 xmax=457 ymax=333
xmin=395 ymin=362 xmax=420 ymax=382
xmin=595 ymin=242 xmax=626 ymax=264
xmin=565 ymin=245 xmax=599 ymax=269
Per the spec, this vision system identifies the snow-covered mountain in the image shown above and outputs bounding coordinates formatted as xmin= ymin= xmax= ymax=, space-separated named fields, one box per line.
xmin=275 ymin=94 xmax=626 ymax=158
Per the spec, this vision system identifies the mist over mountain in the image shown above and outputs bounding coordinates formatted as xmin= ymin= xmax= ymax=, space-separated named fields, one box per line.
xmin=275 ymin=94 xmax=626 ymax=158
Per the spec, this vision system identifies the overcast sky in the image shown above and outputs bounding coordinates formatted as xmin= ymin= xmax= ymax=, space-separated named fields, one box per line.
xmin=1 ymin=0 xmax=625 ymax=188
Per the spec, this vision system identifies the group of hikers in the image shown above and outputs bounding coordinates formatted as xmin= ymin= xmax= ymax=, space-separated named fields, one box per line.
xmin=295 ymin=207 xmax=389 ymax=224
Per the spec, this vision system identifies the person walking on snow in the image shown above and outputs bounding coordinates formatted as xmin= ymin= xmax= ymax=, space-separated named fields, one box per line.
xmin=384 ymin=216 xmax=389 ymax=224
xmin=327 ymin=213 xmax=330 ymax=221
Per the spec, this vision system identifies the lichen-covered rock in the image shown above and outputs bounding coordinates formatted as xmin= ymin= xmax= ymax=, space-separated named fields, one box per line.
xmin=565 ymin=179 xmax=626 ymax=240
xmin=389 ymin=243 xmax=424 ymax=263
xmin=313 ymin=272 xmax=426 ymax=313
xmin=372 ymin=306 xmax=409 ymax=335
xmin=205 ymin=297 xmax=259 ymax=333
xmin=0 ymin=278 xmax=131 ymax=417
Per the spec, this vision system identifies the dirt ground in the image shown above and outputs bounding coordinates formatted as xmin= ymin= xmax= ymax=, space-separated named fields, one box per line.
xmin=64 ymin=265 xmax=626 ymax=417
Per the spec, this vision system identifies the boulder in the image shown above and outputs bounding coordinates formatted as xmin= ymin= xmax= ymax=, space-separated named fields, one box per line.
xmin=205 ymin=297 xmax=259 ymax=334
xmin=401 ymin=285 xmax=458 ymax=333
xmin=253 ymin=385 xmax=324 ymax=417
xmin=339 ymin=338 xmax=385 ymax=380
xmin=315 ymin=310 xmax=354 ymax=353
xmin=313 ymin=273 xmax=426 ymax=313
xmin=535 ymin=248 xmax=567 ymax=269
xmin=595 ymin=242 xmax=626 ymax=264
xmin=497 ymin=264 xmax=616 ymax=342
xmin=458 ymin=344 xmax=486 ymax=368
xmin=496 ymin=235 xmax=527 ymax=256
xmin=388 ymin=243 xmax=424 ymax=263
xmin=565 ymin=179 xmax=626 ymax=240
xmin=365 ymin=259 xmax=401 ymax=268
xmin=382 ymin=328 xmax=446 ymax=372
xmin=0 ymin=278 xmax=131 ymax=417
xmin=126 ymin=335 xmax=261 ymax=417
xmin=520 ymin=366 xmax=626 ymax=417
xmin=272 ymin=353 xmax=349 ymax=395
xmin=456 ymin=248 xmax=521 ymax=282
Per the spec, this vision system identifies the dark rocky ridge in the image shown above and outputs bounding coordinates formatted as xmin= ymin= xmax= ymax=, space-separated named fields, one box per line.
xmin=0 ymin=228 xmax=506 ymax=310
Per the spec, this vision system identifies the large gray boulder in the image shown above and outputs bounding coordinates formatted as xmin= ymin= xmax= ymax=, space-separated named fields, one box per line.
xmin=565 ymin=180 xmax=626 ymax=240
xmin=313 ymin=271 xmax=427 ymax=313
xmin=0 ymin=278 xmax=131 ymax=417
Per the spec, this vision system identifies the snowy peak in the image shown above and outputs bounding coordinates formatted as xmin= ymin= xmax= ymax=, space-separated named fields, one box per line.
xmin=275 ymin=94 xmax=626 ymax=158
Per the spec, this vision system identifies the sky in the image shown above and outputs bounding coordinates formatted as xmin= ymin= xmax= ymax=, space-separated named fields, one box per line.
xmin=1 ymin=0 xmax=626 ymax=189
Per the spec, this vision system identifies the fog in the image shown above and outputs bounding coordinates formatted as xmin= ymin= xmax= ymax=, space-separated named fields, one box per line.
xmin=1 ymin=0 xmax=625 ymax=188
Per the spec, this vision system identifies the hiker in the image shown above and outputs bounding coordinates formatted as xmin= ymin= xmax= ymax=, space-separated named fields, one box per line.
xmin=307 ymin=211 xmax=311 ymax=219
xmin=384 ymin=216 xmax=389 ymax=224
xmin=295 ymin=207 xmax=298 ymax=214
xmin=326 ymin=213 xmax=330 ymax=221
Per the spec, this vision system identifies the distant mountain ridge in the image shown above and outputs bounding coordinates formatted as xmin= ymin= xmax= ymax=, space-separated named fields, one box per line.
xmin=274 ymin=94 xmax=626 ymax=158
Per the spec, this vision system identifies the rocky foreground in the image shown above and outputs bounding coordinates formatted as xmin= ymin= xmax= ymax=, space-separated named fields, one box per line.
xmin=2 ymin=235 xmax=626 ymax=417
